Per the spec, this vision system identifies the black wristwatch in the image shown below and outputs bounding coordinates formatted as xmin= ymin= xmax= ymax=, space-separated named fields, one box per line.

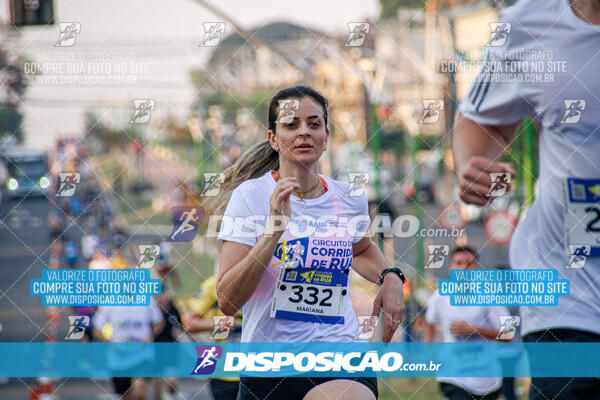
xmin=378 ymin=267 xmax=406 ymax=285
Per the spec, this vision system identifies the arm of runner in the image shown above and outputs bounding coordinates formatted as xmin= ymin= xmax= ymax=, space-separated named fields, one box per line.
xmin=424 ymin=322 xmax=436 ymax=342
xmin=216 ymin=178 xmax=300 ymax=316
xmin=453 ymin=115 xmax=520 ymax=205
xmin=424 ymin=294 xmax=439 ymax=343
xmin=151 ymin=320 xmax=165 ymax=337
xmin=351 ymin=237 xmax=396 ymax=284
xmin=449 ymin=320 xmax=503 ymax=340
xmin=182 ymin=312 xmax=217 ymax=332
xmin=353 ymin=237 xmax=405 ymax=342
xmin=453 ymin=22 xmax=539 ymax=206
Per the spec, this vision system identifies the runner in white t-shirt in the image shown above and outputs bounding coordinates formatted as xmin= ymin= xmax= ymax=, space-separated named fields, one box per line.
xmin=210 ymin=86 xmax=405 ymax=400
xmin=425 ymin=246 xmax=509 ymax=400
xmin=93 ymin=299 xmax=164 ymax=400
xmin=453 ymin=0 xmax=600 ymax=398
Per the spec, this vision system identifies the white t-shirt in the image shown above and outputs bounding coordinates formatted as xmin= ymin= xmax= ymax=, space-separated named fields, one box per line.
xmin=426 ymin=292 xmax=508 ymax=395
xmin=81 ymin=234 xmax=98 ymax=259
xmin=459 ymin=0 xmax=600 ymax=336
xmin=93 ymin=299 xmax=163 ymax=342
xmin=88 ymin=256 xmax=110 ymax=270
xmin=93 ymin=299 xmax=164 ymax=370
xmin=217 ymin=171 xmax=370 ymax=342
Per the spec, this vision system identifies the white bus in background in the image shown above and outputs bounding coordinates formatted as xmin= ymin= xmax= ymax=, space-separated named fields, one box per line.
xmin=1 ymin=147 xmax=50 ymax=199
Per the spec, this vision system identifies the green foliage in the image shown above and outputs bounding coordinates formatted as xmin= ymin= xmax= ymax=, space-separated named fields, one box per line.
xmin=0 ymin=48 xmax=27 ymax=142
xmin=379 ymin=0 xmax=425 ymax=20
xmin=413 ymin=133 xmax=443 ymax=152
xmin=85 ymin=111 xmax=141 ymax=150
xmin=198 ymin=90 xmax=272 ymax=124
xmin=0 ymin=105 xmax=23 ymax=142
xmin=381 ymin=128 xmax=407 ymax=154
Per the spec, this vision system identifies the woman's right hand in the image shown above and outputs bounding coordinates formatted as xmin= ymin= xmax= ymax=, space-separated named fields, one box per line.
xmin=267 ymin=177 xmax=299 ymax=235
xmin=457 ymin=156 xmax=516 ymax=206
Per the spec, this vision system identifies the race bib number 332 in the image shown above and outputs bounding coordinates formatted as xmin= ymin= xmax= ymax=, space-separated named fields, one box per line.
xmin=270 ymin=267 xmax=348 ymax=324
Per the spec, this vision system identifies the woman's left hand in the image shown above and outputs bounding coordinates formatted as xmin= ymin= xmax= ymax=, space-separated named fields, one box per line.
xmin=372 ymin=274 xmax=405 ymax=342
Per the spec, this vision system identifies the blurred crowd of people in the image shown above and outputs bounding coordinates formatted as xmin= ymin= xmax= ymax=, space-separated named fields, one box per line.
xmin=43 ymin=139 xmax=240 ymax=400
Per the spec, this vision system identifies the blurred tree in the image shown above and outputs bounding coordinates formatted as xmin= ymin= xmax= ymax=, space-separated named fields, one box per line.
xmin=0 ymin=106 xmax=23 ymax=142
xmin=9 ymin=0 xmax=54 ymax=26
xmin=379 ymin=0 xmax=424 ymax=20
xmin=380 ymin=128 xmax=407 ymax=155
xmin=194 ymin=89 xmax=271 ymax=127
xmin=0 ymin=48 xmax=27 ymax=142
xmin=379 ymin=0 xmax=517 ymax=20
xmin=84 ymin=111 xmax=141 ymax=151
xmin=161 ymin=114 xmax=192 ymax=143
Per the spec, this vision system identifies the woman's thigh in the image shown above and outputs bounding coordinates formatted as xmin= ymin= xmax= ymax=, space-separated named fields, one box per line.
xmin=304 ymin=379 xmax=376 ymax=400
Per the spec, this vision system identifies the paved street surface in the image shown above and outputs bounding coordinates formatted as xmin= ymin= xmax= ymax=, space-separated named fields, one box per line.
xmin=0 ymin=196 xmax=212 ymax=400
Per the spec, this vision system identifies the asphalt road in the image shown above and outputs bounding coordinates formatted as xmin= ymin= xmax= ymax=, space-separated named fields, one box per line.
xmin=0 ymin=196 xmax=212 ymax=400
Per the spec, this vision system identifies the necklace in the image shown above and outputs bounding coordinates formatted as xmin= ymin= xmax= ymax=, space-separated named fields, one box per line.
xmin=273 ymin=170 xmax=323 ymax=201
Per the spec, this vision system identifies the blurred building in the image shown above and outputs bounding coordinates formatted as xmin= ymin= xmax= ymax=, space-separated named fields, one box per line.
xmin=375 ymin=1 xmax=501 ymax=135
xmin=203 ymin=22 xmax=316 ymax=94
xmin=376 ymin=9 xmax=451 ymax=134
xmin=200 ymin=21 xmax=382 ymax=177
xmin=202 ymin=21 xmax=372 ymax=145
xmin=197 ymin=2 xmax=503 ymax=190
xmin=447 ymin=2 xmax=500 ymax=100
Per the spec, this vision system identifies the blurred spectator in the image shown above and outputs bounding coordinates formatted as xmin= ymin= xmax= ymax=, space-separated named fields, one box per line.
xmin=153 ymin=291 xmax=183 ymax=400
xmin=156 ymin=241 xmax=180 ymax=288
xmin=410 ymin=313 xmax=427 ymax=343
xmin=110 ymin=229 xmax=129 ymax=269
xmin=182 ymin=274 xmax=240 ymax=400
xmin=424 ymin=246 xmax=509 ymax=400
xmin=93 ymin=299 xmax=164 ymax=400
xmin=0 ymin=161 xmax=8 ymax=189
xmin=49 ymin=241 xmax=63 ymax=269
xmin=496 ymin=265 xmax=522 ymax=400
xmin=158 ymin=242 xmax=172 ymax=267
xmin=89 ymin=247 xmax=110 ymax=270
xmin=113 ymin=227 xmax=127 ymax=249
xmin=48 ymin=213 xmax=62 ymax=243
xmin=81 ymin=232 xmax=99 ymax=263
xmin=63 ymin=235 xmax=79 ymax=268
xmin=97 ymin=227 xmax=110 ymax=253
xmin=110 ymin=247 xmax=129 ymax=269
xmin=69 ymin=196 xmax=82 ymax=216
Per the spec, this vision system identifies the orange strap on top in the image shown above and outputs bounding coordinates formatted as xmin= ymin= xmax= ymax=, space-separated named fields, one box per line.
xmin=319 ymin=176 xmax=328 ymax=191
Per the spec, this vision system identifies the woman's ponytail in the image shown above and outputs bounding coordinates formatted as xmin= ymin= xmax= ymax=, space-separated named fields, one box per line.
xmin=202 ymin=139 xmax=278 ymax=217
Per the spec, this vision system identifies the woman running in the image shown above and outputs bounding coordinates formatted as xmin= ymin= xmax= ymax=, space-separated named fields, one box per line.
xmin=207 ymin=85 xmax=405 ymax=400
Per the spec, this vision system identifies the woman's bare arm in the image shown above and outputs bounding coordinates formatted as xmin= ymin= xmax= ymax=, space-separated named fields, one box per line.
xmin=216 ymin=177 xmax=299 ymax=315
xmin=352 ymin=236 xmax=405 ymax=342
xmin=216 ymin=235 xmax=283 ymax=315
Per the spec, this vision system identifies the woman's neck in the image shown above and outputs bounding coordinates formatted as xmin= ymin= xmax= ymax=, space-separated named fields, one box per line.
xmin=570 ymin=0 xmax=600 ymax=25
xmin=277 ymin=162 xmax=322 ymax=197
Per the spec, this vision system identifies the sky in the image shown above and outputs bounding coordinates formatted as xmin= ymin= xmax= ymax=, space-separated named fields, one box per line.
xmin=0 ymin=0 xmax=380 ymax=149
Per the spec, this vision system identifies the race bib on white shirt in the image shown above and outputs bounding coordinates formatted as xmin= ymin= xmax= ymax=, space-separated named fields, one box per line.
xmin=269 ymin=222 xmax=353 ymax=324
xmin=564 ymin=178 xmax=600 ymax=257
